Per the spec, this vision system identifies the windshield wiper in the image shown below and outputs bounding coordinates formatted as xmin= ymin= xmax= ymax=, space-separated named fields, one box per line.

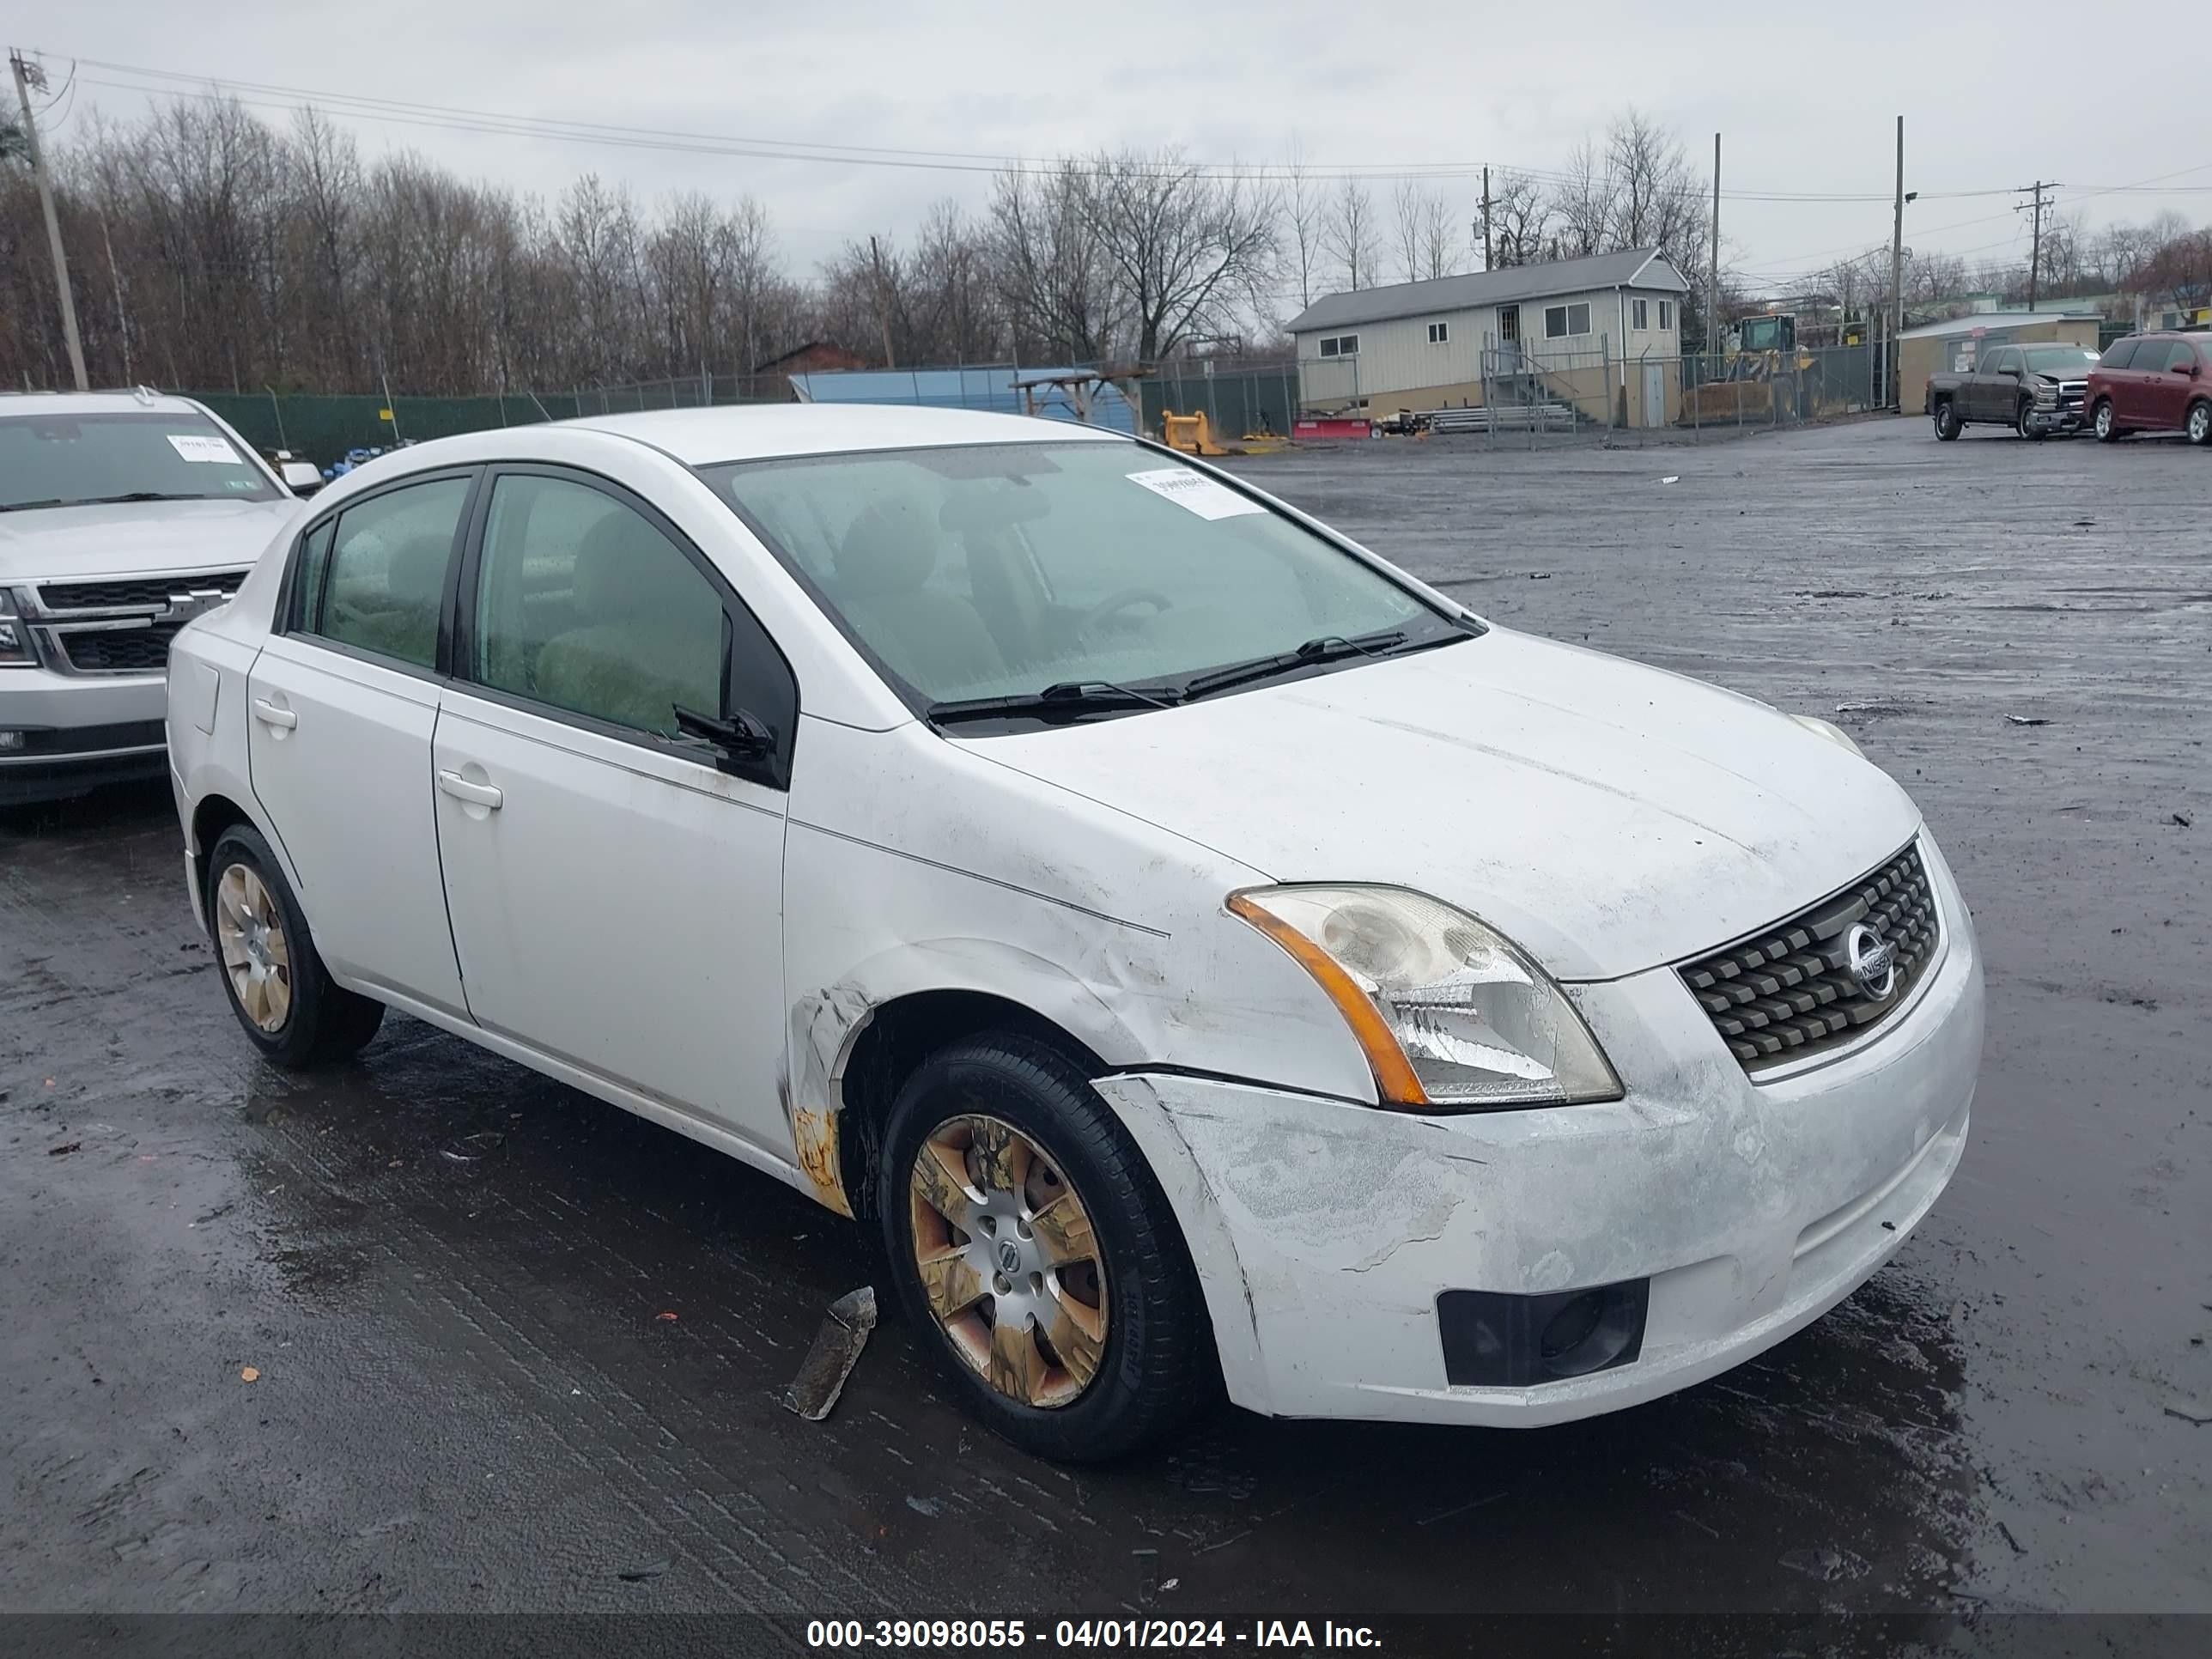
xmin=0 ymin=499 xmax=67 ymax=512
xmin=77 ymin=492 xmax=217 ymax=506
xmin=929 ymin=679 xmax=1184 ymax=726
xmin=1176 ymin=630 xmax=1411 ymax=702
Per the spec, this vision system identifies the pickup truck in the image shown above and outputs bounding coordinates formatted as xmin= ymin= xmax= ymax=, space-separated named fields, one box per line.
xmin=1926 ymin=343 xmax=2103 ymax=441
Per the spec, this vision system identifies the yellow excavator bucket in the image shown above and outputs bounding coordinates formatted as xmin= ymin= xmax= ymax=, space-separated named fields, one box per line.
xmin=1161 ymin=411 xmax=1231 ymax=457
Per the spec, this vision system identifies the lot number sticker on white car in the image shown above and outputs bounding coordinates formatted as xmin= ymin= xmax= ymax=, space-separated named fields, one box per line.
xmin=167 ymin=434 xmax=241 ymax=464
xmin=1126 ymin=467 xmax=1262 ymax=520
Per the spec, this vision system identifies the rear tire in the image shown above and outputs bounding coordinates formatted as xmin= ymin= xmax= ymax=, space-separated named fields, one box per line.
xmin=2188 ymin=399 xmax=2212 ymax=447
xmin=879 ymin=1032 xmax=1211 ymax=1462
xmin=206 ymin=824 xmax=386 ymax=1068
xmin=1932 ymin=400 xmax=1960 ymax=441
xmin=2094 ymin=399 xmax=2120 ymax=442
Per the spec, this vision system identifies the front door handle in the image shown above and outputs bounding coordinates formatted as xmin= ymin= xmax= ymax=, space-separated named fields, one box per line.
xmin=435 ymin=769 xmax=502 ymax=810
xmin=251 ymin=697 xmax=297 ymax=730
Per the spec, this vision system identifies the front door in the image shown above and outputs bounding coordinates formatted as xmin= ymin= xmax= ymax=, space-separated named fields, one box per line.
xmin=2145 ymin=340 xmax=2195 ymax=429
xmin=429 ymin=468 xmax=794 ymax=1146
xmin=1642 ymin=362 xmax=1666 ymax=427
xmin=246 ymin=471 xmax=475 ymax=1015
xmin=1497 ymin=305 xmax=1522 ymax=373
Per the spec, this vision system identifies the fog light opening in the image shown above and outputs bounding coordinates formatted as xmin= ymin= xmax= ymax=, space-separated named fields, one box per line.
xmin=1540 ymin=1291 xmax=1604 ymax=1361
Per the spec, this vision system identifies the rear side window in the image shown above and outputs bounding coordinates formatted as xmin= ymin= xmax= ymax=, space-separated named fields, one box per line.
xmin=2100 ymin=338 xmax=2139 ymax=370
xmin=310 ymin=477 xmax=471 ymax=670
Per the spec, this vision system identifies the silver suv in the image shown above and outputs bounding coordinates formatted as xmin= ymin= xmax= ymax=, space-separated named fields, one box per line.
xmin=1 ymin=391 xmax=304 ymax=804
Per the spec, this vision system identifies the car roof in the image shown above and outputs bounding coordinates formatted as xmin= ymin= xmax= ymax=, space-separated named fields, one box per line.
xmin=0 ymin=389 xmax=216 ymax=419
xmin=562 ymin=403 xmax=1132 ymax=465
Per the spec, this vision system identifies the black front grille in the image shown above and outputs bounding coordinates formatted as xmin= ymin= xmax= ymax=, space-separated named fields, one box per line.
xmin=38 ymin=570 xmax=246 ymax=612
xmin=58 ymin=623 xmax=183 ymax=673
xmin=1678 ymin=842 xmax=1942 ymax=1072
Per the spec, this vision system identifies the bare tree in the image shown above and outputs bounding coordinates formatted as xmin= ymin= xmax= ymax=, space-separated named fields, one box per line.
xmin=988 ymin=159 xmax=1123 ymax=361
xmin=1547 ymin=141 xmax=1610 ymax=258
xmin=1485 ymin=170 xmax=1550 ymax=268
xmin=1283 ymin=139 xmax=1325 ymax=313
xmin=1418 ymin=194 xmax=1455 ymax=281
xmin=1080 ymin=149 xmax=1279 ymax=361
xmin=1325 ymin=177 xmax=1378 ymax=292
xmin=1391 ymin=180 xmax=1425 ymax=284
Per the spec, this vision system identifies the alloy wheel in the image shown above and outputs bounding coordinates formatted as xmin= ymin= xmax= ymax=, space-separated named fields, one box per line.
xmin=2095 ymin=403 xmax=2114 ymax=440
xmin=2191 ymin=403 xmax=2210 ymax=445
xmin=907 ymin=1112 xmax=1109 ymax=1409
xmin=216 ymin=862 xmax=293 ymax=1032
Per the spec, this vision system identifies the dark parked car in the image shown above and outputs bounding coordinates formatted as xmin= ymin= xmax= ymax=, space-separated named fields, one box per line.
xmin=1925 ymin=343 xmax=2101 ymax=440
xmin=2086 ymin=333 xmax=2212 ymax=445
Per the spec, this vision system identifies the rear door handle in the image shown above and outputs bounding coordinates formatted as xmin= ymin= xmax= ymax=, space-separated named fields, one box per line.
xmin=435 ymin=769 xmax=502 ymax=810
xmin=251 ymin=697 xmax=297 ymax=730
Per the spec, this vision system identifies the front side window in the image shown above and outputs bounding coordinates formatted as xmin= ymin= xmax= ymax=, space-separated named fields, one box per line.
xmin=0 ymin=409 xmax=280 ymax=512
xmin=706 ymin=441 xmax=1471 ymax=723
xmin=2160 ymin=342 xmax=2198 ymax=373
xmin=311 ymin=476 xmax=471 ymax=669
xmin=470 ymin=474 xmax=721 ymax=740
xmin=1984 ymin=349 xmax=2021 ymax=375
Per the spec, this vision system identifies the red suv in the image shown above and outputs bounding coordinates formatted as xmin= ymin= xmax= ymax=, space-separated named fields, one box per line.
xmin=2086 ymin=332 xmax=2212 ymax=445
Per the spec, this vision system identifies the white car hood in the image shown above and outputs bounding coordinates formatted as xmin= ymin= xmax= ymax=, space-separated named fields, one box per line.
xmin=0 ymin=497 xmax=298 ymax=585
xmin=967 ymin=629 xmax=1923 ymax=980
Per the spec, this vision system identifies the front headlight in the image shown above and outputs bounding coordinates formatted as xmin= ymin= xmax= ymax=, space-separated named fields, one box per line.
xmin=0 ymin=588 xmax=37 ymax=667
xmin=1791 ymin=713 xmax=1863 ymax=758
xmin=1227 ymin=885 xmax=1622 ymax=1111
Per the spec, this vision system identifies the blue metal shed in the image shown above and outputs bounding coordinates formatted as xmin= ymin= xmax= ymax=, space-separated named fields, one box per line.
xmin=787 ymin=364 xmax=1137 ymax=434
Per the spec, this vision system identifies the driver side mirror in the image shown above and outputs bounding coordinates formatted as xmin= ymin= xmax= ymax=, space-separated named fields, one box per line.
xmin=1995 ymin=366 xmax=2020 ymax=378
xmin=280 ymin=460 xmax=325 ymax=497
xmin=673 ymin=703 xmax=778 ymax=780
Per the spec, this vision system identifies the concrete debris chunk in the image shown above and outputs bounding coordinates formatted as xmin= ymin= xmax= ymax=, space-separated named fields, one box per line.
xmin=783 ymin=1285 xmax=877 ymax=1422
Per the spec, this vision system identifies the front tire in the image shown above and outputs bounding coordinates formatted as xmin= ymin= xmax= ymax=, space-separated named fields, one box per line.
xmin=2094 ymin=399 xmax=2120 ymax=442
xmin=1932 ymin=400 xmax=1960 ymax=441
xmin=2188 ymin=399 xmax=2212 ymax=447
xmin=880 ymin=1033 xmax=1210 ymax=1462
xmin=2016 ymin=400 xmax=2046 ymax=440
xmin=207 ymin=824 xmax=386 ymax=1067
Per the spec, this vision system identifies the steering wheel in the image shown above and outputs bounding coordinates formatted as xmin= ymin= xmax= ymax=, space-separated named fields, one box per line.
xmin=1076 ymin=586 xmax=1174 ymax=641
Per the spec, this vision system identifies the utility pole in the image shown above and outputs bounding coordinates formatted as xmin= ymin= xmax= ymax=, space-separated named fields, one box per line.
xmin=9 ymin=50 xmax=88 ymax=392
xmin=869 ymin=234 xmax=896 ymax=370
xmin=1481 ymin=166 xmax=1492 ymax=270
xmin=1709 ymin=133 xmax=1721 ymax=358
xmin=1889 ymin=116 xmax=1905 ymax=410
xmin=2014 ymin=180 xmax=2061 ymax=311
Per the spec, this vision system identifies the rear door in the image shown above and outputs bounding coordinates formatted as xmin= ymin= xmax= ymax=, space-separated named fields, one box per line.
xmin=246 ymin=470 xmax=476 ymax=1014
xmin=2118 ymin=337 xmax=2162 ymax=424
xmin=429 ymin=466 xmax=797 ymax=1147
xmin=2146 ymin=341 xmax=2197 ymax=429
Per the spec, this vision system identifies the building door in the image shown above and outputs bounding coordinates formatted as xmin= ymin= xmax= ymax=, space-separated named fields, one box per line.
xmin=1642 ymin=362 xmax=1666 ymax=428
xmin=1497 ymin=305 xmax=1522 ymax=373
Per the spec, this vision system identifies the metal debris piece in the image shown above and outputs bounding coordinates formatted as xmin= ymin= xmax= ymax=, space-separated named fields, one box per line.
xmin=2174 ymin=812 xmax=2194 ymax=830
xmin=2006 ymin=715 xmax=2051 ymax=726
xmin=905 ymin=1495 xmax=943 ymax=1517
xmin=440 ymin=1130 xmax=506 ymax=1163
xmin=46 ymin=1141 xmax=81 ymax=1158
xmin=1661 ymin=475 xmax=1680 ymax=484
xmin=783 ymin=1285 xmax=877 ymax=1421
xmin=617 ymin=1558 xmax=670 ymax=1582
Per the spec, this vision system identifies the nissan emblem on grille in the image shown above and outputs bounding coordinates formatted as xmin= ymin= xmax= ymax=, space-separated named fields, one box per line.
xmin=1845 ymin=924 xmax=1898 ymax=1000
xmin=1674 ymin=842 xmax=1941 ymax=1072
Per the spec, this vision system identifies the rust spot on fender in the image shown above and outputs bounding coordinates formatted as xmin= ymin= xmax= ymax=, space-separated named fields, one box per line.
xmin=793 ymin=1107 xmax=854 ymax=1218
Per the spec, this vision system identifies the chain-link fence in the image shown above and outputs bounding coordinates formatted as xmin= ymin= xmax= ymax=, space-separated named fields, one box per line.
xmin=1293 ymin=340 xmax=1892 ymax=448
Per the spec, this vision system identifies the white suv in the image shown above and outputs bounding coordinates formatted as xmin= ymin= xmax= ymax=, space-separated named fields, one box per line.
xmin=166 ymin=406 xmax=1983 ymax=1462
xmin=1 ymin=391 xmax=302 ymax=804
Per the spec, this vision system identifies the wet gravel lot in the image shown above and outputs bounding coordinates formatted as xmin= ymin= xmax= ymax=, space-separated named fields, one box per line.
xmin=3 ymin=416 xmax=2206 ymax=1641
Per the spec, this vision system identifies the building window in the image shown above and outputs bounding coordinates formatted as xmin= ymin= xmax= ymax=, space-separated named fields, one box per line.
xmin=1543 ymin=302 xmax=1592 ymax=339
xmin=1659 ymin=300 xmax=1674 ymax=331
xmin=1318 ymin=333 xmax=1360 ymax=359
xmin=1632 ymin=298 xmax=1650 ymax=331
xmin=1426 ymin=321 xmax=1449 ymax=344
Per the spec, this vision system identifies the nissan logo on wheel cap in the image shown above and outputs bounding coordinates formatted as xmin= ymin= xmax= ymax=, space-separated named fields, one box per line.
xmin=1845 ymin=923 xmax=1898 ymax=1000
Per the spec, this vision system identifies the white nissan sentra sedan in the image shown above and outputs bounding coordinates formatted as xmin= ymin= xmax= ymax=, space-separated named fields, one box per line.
xmin=167 ymin=406 xmax=1982 ymax=1461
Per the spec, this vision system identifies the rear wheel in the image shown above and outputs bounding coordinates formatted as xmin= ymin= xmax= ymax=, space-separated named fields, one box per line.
xmin=207 ymin=824 xmax=386 ymax=1067
xmin=2094 ymin=399 xmax=2120 ymax=442
xmin=2188 ymin=399 xmax=2212 ymax=447
xmin=880 ymin=1033 xmax=1210 ymax=1462
xmin=1932 ymin=400 xmax=1960 ymax=441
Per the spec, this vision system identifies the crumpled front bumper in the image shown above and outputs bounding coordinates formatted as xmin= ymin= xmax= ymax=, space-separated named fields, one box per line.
xmin=1095 ymin=839 xmax=1983 ymax=1426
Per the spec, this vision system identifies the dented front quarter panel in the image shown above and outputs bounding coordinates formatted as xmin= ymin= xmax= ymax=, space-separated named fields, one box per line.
xmin=775 ymin=715 xmax=1381 ymax=1213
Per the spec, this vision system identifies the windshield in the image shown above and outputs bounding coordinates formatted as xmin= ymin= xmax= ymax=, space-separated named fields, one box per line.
xmin=0 ymin=410 xmax=279 ymax=511
xmin=2024 ymin=348 xmax=2100 ymax=374
xmin=703 ymin=441 xmax=1471 ymax=720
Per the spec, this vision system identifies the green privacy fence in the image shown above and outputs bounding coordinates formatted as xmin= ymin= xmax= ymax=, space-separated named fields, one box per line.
xmin=1134 ymin=363 xmax=1299 ymax=440
xmin=185 ymin=378 xmax=787 ymax=469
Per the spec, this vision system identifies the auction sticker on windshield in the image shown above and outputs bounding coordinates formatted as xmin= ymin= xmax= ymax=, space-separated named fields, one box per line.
xmin=167 ymin=434 xmax=240 ymax=464
xmin=1125 ymin=466 xmax=1262 ymax=521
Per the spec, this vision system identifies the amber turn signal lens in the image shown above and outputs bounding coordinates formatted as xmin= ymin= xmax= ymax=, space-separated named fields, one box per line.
xmin=1226 ymin=891 xmax=1428 ymax=1107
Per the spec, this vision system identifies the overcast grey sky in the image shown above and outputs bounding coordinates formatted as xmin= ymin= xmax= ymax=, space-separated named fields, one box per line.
xmin=35 ymin=0 xmax=2206 ymax=307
